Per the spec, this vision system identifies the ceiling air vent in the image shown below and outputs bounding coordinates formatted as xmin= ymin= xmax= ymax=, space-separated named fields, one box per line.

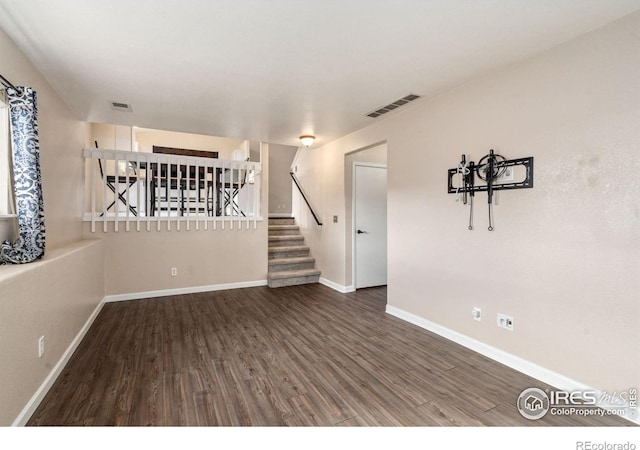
xmin=110 ymin=101 xmax=132 ymax=112
xmin=366 ymin=94 xmax=421 ymax=118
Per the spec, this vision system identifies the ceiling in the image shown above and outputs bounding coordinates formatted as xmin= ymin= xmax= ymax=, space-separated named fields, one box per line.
xmin=1 ymin=0 xmax=639 ymax=147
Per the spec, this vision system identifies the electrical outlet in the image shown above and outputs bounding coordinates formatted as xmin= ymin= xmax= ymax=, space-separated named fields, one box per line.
xmin=171 ymin=267 xmax=177 ymax=277
xmin=472 ymin=307 xmax=482 ymax=321
xmin=38 ymin=336 xmax=45 ymax=357
xmin=497 ymin=313 xmax=514 ymax=331
xmin=333 ymin=215 xmax=338 ymax=223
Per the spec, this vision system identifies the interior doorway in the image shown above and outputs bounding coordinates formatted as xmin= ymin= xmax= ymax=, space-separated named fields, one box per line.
xmin=353 ymin=163 xmax=387 ymax=289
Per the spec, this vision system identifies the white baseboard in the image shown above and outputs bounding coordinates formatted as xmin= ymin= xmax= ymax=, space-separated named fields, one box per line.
xmin=12 ymin=299 xmax=106 ymax=426
xmin=319 ymin=277 xmax=355 ymax=293
xmin=385 ymin=305 xmax=639 ymax=425
xmin=104 ymin=279 xmax=268 ymax=302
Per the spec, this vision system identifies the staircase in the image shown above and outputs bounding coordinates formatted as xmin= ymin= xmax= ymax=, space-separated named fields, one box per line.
xmin=267 ymin=217 xmax=321 ymax=288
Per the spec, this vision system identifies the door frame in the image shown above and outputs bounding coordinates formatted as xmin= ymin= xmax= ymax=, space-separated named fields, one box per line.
xmin=352 ymin=161 xmax=388 ymax=290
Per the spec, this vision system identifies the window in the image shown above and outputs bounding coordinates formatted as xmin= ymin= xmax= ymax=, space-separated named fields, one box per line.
xmin=0 ymin=91 xmax=12 ymax=216
xmin=0 ymin=91 xmax=15 ymax=218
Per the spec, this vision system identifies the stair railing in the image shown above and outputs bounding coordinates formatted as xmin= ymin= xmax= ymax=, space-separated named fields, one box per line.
xmin=83 ymin=147 xmax=262 ymax=232
xmin=290 ymin=171 xmax=322 ymax=226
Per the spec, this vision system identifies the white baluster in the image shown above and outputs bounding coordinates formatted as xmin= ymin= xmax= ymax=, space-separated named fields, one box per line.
xmin=90 ymin=156 xmax=96 ymax=233
xmin=231 ymin=162 xmax=235 ymax=230
xmin=168 ymin=160 xmax=172 ymax=227
xmin=145 ymin=154 xmax=151 ymax=231
xmin=195 ymin=162 xmax=200 ymax=231
xmin=156 ymin=160 xmax=161 ymax=231
xmin=114 ymin=153 xmax=119 ymax=232
xmin=135 ymin=153 xmax=140 ymax=232
xmin=221 ymin=160 xmax=225 ymax=230
xmin=214 ymin=162 xmax=218 ymax=225
xmin=184 ymin=160 xmax=190 ymax=231
xmin=125 ymin=153 xmax=131 ymax=232
xmin=101 ymin=152 xmax=107 ymax=233
xmin=253 ymin=165 xmax=259 ymax=229
xmin=203 ymin=162 xmax=208 ymax=231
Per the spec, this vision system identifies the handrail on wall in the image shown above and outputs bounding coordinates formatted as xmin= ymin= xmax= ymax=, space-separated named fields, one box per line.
xmin=290 ymin=171 xmax=322 ymax=226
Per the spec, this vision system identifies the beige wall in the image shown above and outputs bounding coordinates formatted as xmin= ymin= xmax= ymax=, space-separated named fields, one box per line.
xmin=89 ymin=224 xmax=268 ymax=296
xmin=0 ymin=28 xmax=105 ymax=425
xmin=134 ymin=127 xmax=244 ymax=159
xmin=90 ymin=122 xmax=135 ymax=151
xmin=268 ymin=143 xmax=297 ymax=215
xmin=292 ymin=12 xmax=640 ymax=393
xmin=90 ymin=122 xmax=245 ymax=159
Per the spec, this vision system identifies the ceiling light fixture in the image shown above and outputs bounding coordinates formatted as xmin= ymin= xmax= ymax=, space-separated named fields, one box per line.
xmin=299 ymin=135 xmax=315 ymax=147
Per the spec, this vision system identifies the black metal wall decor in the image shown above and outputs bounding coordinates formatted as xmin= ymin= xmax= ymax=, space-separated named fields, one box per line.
xmin=447 ymin=150 xmax=533 ymax=231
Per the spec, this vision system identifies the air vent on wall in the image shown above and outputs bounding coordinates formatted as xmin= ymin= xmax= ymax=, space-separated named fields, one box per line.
xmin=365 ymin=94 xmax=420 ymax=118
xmin=110 ymin=101 xmax=132 ymax=112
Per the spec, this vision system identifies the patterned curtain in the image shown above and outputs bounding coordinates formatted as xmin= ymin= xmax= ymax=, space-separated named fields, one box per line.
xmin=0 ymin=87 xmax=45 ymax=264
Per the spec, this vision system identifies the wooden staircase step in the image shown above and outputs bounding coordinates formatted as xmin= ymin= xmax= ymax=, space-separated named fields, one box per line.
xmin=268 ymin=235 xmax=304 ymax=247
xmin=268 ymin=245 xmax=310 ymax=259
xmin=267 ymin=269 xmax=321 ymax=288
xmin=268 ymin=225 xmax=300 ymax=236
xmin=268 ymin=217 xmax=295 ymax=225
xmin=266 ymin=217 xmax=320 ymax=287
xmin=268 ymin=256 xmax=316 ymax=272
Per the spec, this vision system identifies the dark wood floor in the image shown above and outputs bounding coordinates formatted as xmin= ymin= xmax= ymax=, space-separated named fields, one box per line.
xmin=28 ymin=284 xmax=631 ymax=426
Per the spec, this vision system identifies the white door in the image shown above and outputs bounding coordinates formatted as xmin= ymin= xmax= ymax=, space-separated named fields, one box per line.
xmin=354 ymin=164 xmax=387 ymax=288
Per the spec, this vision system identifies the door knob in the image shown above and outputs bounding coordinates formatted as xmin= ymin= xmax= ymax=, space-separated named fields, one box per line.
xmin=357 ymin=229 xmax=367 ymax=234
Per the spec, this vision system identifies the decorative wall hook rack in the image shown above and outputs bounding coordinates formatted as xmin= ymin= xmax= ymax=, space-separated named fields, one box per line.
xmin=447 ymin=150 xmax=534 ymax=231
